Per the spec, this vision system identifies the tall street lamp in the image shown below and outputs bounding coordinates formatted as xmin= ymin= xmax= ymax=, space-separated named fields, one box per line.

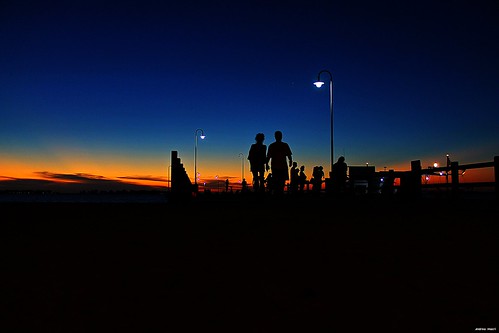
xmin=194 ymin=128 xmax=205 ymax=185
xmin=314 ymin=69 xmax=334 ymax=177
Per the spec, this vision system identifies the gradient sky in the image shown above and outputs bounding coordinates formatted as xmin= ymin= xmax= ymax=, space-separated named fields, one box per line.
xmin=1 ymin=0 xmax=498 ymax=192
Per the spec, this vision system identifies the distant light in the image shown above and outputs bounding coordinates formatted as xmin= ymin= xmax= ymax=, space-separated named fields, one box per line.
xmin=200 ymin=135 xmax=206 ymax=140
xmin=313 ymin=81 xmax=325 ymax=88
xmin=433 ymin=162 xmax=438 ymax=168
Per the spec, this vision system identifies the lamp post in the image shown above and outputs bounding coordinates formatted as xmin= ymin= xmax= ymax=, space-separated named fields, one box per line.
xmin=167 ymin=164 xmax=171 ymax=191
xmin=314 ymin=70 xmax=334 ymax=177
xmin=194 ymin=128 xmax=205 ymax=185
xmin=238 ymin=152 xmax=244 ymax=183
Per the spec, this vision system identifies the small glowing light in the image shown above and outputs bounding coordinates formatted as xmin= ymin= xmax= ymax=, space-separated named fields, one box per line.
xmin=433 ymin=162 xmax=438 ymax=168
xmin=313 ymin=81 xmax=325 ymax=88
xmin=439 ymin=172 xmax=443 ymax=176
xmin=200 ymin=135 xmax=205 ymax=140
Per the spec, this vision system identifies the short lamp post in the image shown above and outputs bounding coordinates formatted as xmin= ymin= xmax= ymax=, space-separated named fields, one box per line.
xmin=194 ymin=128 xmax=205 ymax=185
xmin=314 ymin=70 xmax=334 ymax=177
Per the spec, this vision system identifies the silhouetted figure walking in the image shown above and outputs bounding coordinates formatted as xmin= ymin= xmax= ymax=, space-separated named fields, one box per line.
xmin=311 ymin=166 xmax=324 ymax=193
xmin=290 ymin=161 xmax=299 ymax=194
xmin=247 ymin=133 xmax=267 ymax=193
xmin=331 ymin=156 xmax=348 ymax=193
xmin=266 ymin=130 xmax=293 ymax=195
xmin=298 ymin=165 xmax=307 ymax=193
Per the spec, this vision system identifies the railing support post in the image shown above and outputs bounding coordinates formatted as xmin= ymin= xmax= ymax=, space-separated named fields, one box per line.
xmin=494 ymin=156 xmax=499 ymax=198
xmin=411 ymin=160 xmax=422 ymax=197
xmin=451 ymin=161 xmax=459 ymax=196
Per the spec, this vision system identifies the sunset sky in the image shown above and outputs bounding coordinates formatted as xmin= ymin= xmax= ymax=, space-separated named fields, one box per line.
xmin=1 ymin=0 xmax=498 ymax=192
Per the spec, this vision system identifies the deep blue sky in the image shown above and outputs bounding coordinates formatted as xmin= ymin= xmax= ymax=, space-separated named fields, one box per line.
xmin=1 ymin=0 xmax=498 ymax=191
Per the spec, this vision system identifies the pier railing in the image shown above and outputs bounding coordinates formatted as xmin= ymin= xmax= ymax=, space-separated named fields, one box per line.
xmin=354 ymin=156 xmax=498 ymax=197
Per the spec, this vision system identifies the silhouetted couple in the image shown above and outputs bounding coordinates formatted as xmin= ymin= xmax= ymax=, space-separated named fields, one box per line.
xmin=248 ymin=130 xmax=292 ymax=195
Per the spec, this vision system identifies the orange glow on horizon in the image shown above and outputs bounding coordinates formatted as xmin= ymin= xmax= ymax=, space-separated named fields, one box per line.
xmin=1 ymin=151 xmax=496 ymax=191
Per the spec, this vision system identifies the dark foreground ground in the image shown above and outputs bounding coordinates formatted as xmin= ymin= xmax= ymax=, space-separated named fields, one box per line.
xmin=2 ymin=194 xmax=498 ymax=332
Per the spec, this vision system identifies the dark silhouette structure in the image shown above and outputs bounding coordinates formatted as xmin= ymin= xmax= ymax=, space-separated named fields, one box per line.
xmin=348 ymin=165 xmax=376 ymax=195
xmin=266 ymin=131 xmax=293 ymax=195
xmin=247 ymin=133 xmax=267 ymax=192
xmin=170 ymin=150 xmax=193 ymax=200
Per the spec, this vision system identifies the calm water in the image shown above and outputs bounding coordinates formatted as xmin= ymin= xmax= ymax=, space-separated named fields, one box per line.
xmin=0 ymin=192 xmax=169 ymax=203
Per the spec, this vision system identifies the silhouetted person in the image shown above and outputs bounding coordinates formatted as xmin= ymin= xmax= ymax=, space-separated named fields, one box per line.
xmin=265 ymin=173 xmax=273 ymax=193
xmin=289 ymin=161 xmax=299 ymax=194
xmin=241 ymin=178 xmax=248 ymax=192
xmin=331 ymin=156 xmax=348 ymax=193
xmin=266 ymin=130 xmax=293 ymax=195
xmin=247 ymin=133 xmax=267 ymax=192
xmin=298 ymin=165 xmax=307 ymax=193
xmin=225 ymin=179 xmax=229 ymax=192
xmin=311 ymin=165 xmax=324 ymax=193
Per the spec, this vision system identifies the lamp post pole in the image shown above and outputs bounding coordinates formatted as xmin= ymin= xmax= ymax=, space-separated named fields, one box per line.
xmin=314 ymin=70 xmax=334 ymax=177
xmin=167 ymin=164 xmax=171 ymax=190
xmin=194 ymin=128 xmax=205 ymax=185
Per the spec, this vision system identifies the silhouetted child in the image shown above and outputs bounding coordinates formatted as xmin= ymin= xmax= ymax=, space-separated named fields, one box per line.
xmin=290 ymin=161 xmax=299 ymax=194
xmin=241 ymin=178 xmax=248 ymax=192
xmin=265 ymin=173 xmax=273 ymax=193
xmin=298 ymin=165 xmax=307 ymax=193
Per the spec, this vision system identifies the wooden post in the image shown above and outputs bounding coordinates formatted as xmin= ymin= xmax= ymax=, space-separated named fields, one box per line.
xmin=494 ymin=156 xmax=499 ymax=197
xmin=451 ymin=161 xmax=459 ymax=195
xmin=411 ymin=160 xmax=422 ymax=196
